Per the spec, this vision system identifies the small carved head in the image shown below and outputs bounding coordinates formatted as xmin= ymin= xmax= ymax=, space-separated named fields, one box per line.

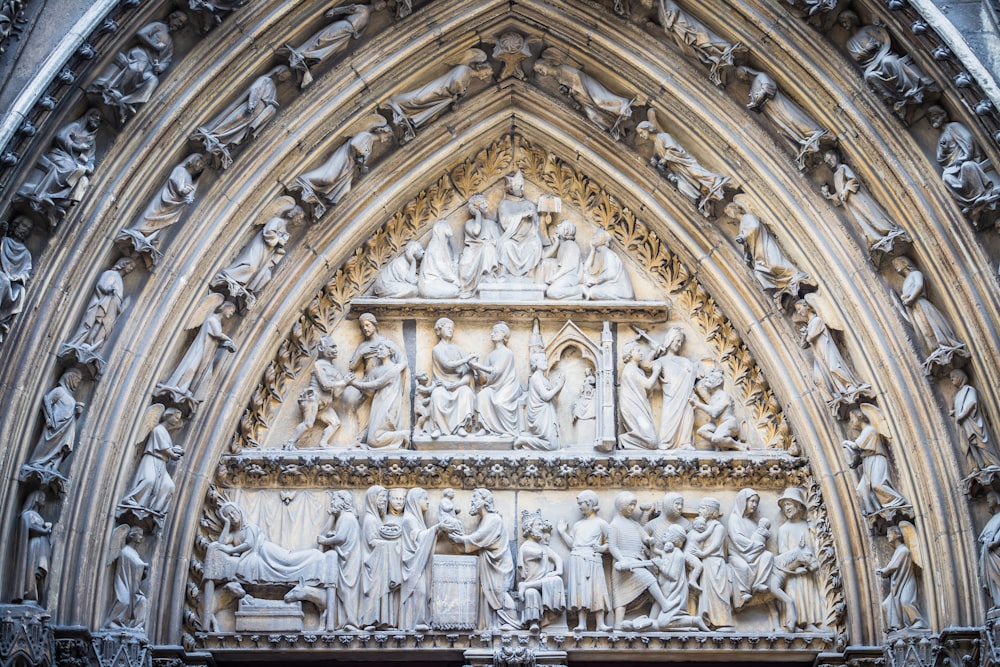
xmin=219 ymin=300 xmax=237 ymax=319
xmin=219 ymin=502 xmax=243 ymax=526
xmin=662 ymin=326 xmax=684 ymax=353
xmin=491 ymin=321 xmax=510 ymax=344
xmin=529 ymin=351 xmax=548 ymax=372
xmin=614 ymin=491 xmax=638 ymax=517
xmin=83 ymin=109 xmax=102 ymax=131
xmin=836 ymin=9 xmax=859 ymax=31
xmin=471 ymin=487 xmax=496 ymax=514
xmin=926 ymin=105 xmax=949 ymax=129
xmin=404 ymin=240 xmax=424 ymax=261
xmin=591 ymin=230 xmax=612 ymax=249
xmin=891 ymin=256 xmax=914 ymax=276
xmin=635 ymin=120 xmax=655 ymax=141
xmin=698 ymin=497 xmax=721 ymax=520
xmin=113 ymin=257 xmax=136 ymax=275
xmin=60 ymin=367 xmax=83 ymax=392
xmin=434 ymin=317 xmax=455 ymax=339
xmin=388 ymin=487 xmax=406 ymax=514
xmin=664 ymin=525 xmax=686 ymax=548
xmin=520 ymin=508 xmax=544 ymax=538
xmin=467 ymin=193 xmax=489 ymax=215
xmin=622 ymin=341 xmax=642 ymax=363
xmin=183 ymin=153 xmax=206 ymax=175
xmin=167 ymin=10 xmax=188 ymax=31
xmin=505 ymin=170 xmax=525 ymax=198
xmin=126 ymin=526 xmax=145 ymax=546
xmin=948 ymin=368 xmax=968 ymax=389
xmin=576 ymin=489 xmax=599 ymax=513
xmin=662 ymin=491 xmax=684 ymax=518
xmin=317 ymin=335 xmax=338 ymax=359
xmin=163 ymin=407 xmax=183 ymax=429
xmin=822 ymin=150 xmax=841 ymax=170
xmin=359 ymin=313 xmax=378 ymax=337
xmin=556 ymin=220 xmax=576 ymax=240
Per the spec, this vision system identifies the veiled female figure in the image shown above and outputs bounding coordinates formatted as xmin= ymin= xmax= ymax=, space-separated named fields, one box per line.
xmin=731 ymin=200 xmax=811 ymax=303
xmin=892 ymin=257 xmax=968 ymax=373
xmin=61 ymin=257 xmax=135 ymax=356
xmin=374 ymin=241 xmax=423 ymax=298
xmin=398 ymin=488 xmax=440 ymax=631
xmin=650 ymin=327 xmax=696 ymax=449
xmin=471 ymin=322 xmax=522 ymax=436
xmin=349 ymin=343 xmax=408 ymax=449
xmin=979 ymin=492 xmax=1000 ymax=609
xmin=533 ymin=59 xmax=633 ymax=139
xmin=360 ymin=485 xmax=401 ymax=629
xmin=793 ymin=298 xmax=871 ymax=406
xmin=418 ymin=220 xmax=462 ymax=298
xmin=13 ymin=491 xmax=51 ymax=604
xmin=618 ymin=342 xmax=658 ymax=449
xmin=428 ymin=317 xmax=477 ymax=437
xmin=516 ymin=352 xmax=565 ymax=451
xmin=582 ymin=231 xmax=634 ymax=300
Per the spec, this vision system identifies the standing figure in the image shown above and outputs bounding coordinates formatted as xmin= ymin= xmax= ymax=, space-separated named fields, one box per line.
xmin=556 ymin=490 xmax=612 ymax=632
xmin=398 ymin=488 xmax=440 ymax=631
xmin=118 ymin=405 xmax=185 ymax=517
xmin=447 ymin=488 xmax=516 ymax=631
xmin=471 ymin=322 xmax=522 ymax=437
xmin=383 ymin=50 xmax=494 ymax=142
xmin=688 ymin=498 xmax=733 ymax=630
xmin=842 ymin=405 xmax=911 ymax=516
xmin=12 ymin=491 xmax=51 ymax=604
xmin=417 ymin=219 xmax=462 ymax=298
xmin=775 ymin=488 xmax=823 ymax=631
xmin=979 ymin=492 xmax=1000 ymax=609
xmin=360 ymin=485 xmax=401 ymax=629
xmin=427 ymin=317 xmax=478 ymax=438
xmin=457 ymin=193 xmax=501 ymax=297
xmin=517 ymin=510 xmax=566 ymax=632
xmin=636 ymin=111 xmax=730 ymax=216
xmin=735 ymin=66 xmax=830 ymax=169
xmin=892 ymin=256 xmax=969 ymax=375
xmin=496 ymin=170 xmax=542 ymax=278
xmin=927 ymin=106 xmax=1000 ymax=223
xmin=691 ymin=369 xmax=746 ymax=451
xmin=116 ymin=154 xmax=206 ymax=267
xmin=643 ymin=0 xmax=744 ymax=85
xmin=348 ymin=342 xmax=409 ymax=449
xmin=571 ymin=368 xmax=597 ymax=444
xmin=316 ymin=490 xmax=362 ymax=630
xmin=14 ymin=109 xmax=102 ymax=227
xmin=539 ymin=220 xmax=583 ymax=300
xmin=22 ymin=369 xmax=84 ymax=473
xmin=730 ymin=197 xmax=813 ymax=308
xmin=607 ymin=491 xmax=671 ymax=630
xmin=727 ymin=489 xmax=793 ymax=623
xmin=618 ymin=342 xmax=659 ymax=450
xmin=374 ymin=240 xmax=423 ymax=298
xmin=0 ymin=216 xmax=34 ymax=343
xmin=285 ymin=2 xmax=382 ymax=87
xmin=949 ymin=369 xmax=1000 ymax=473
xmin=877 ymin=523 xmax=928 ymax=631
xmin=516 ymin=351 xmax=565 ymax=451
xmin=348 ymin=313 xmax=404 ymax=377
xmin=582 ymin=230 xmax=634 ymax=300
xmin=533 ymin=56 xmax=634 ymax=140
xmin=643 ymin=492 xmax=690 ymax=546
xmin=285 ymin=335 xmax=349 ymax=449
xmin=58 ymin=257 xmax=136 ymax=375
xmin=104 ymin=526 xmax=149 ymax=630
xmin=821 ymin=150 xmax=910 ymax=260
xmin=646 ymin=327 xmax=696 ymax=449
xmin=191 ymin=66 xmax=291 ymax=169
xmin=289 ymin=117 xmax=393 ymax=220
xmin=154 ymin=295 xmax=236 ymax=407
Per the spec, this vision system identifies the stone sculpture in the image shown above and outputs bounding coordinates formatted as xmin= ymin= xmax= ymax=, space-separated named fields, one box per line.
xmin=891 ymin=256 xmax=969 ymax=376
xmin=457 ymin=193 xmax=500 ymax=297
xmin=115 ymin=153 xmax=205 ymax=268
xmin=285 ymin=335 xmax=349 ymax=449
xmin=839 ymin=11 xmax=937 ymax=115
xmin=427 ymin=317 xmax=478 ymax=438
xmin=979 ymin=492 xmax=1000 ymax=610
xmin=927 ymin=105 xmax=1000 ymax=225
xmin=446 ymin=488 xmax=516 ymax=630
xmin=12 ymin=491 xmax=51 ymax=604
xmin=582 ymin=230 xmax=634 ymax=300
xmin=104 ymin=525 xmax=149 ymax=631
xmin=842 ymin=404 xmax=912 ymax=518
xmin=20 ymin=369 xmax=84 ymax=480
xmin=691 ymin=368 xmax=746 ymax=451
xmin=289 ymin=116 xmax=393 ymax=220
xmin=285 ymin=2 xmax=382 ymax=87
xmin=571 ymin=368 xmax=597 ymax=444
xmin=14 ymin=109 xmax=101 ymax=227
xmin=417 ymin=219 xmax=462 ymax=298
xmin=556 ymin=490 xmax=612 ymax=632
xmin=516 ymin=351 xmax=565 ymax=450
xmin=487 ymin=30 xmax=536 ymax=80
xmin=637 ymin=110 xmax=730 ymax=216
xmin=360 ymin=485 xmax=400 ymax=628
xmin=348 ymin=313 xmax=404 ymax=377
xmin=641 ymin=0 xmax=744 ymax=85
xmin=154 ymin=294 xmax=236 ymax=411
xmin=192 ymin=66 xmax=291 ymax=169
xmin=383 ymin=49 xmax=493 ymax=143
xmin=0 ymin=216 xmax=34 ymax=344
xmin=349 ymin=342 xmax=408 ymax=449
xmin=496 ymin=170 xmax=542 ymax=280
xmin=539 ymin=220 xmax=583 ymax=300
xmin=316 ymin=490 xmax=362 ymax=630
xmin=729 ymin=196 xmax=814 ymax=309
xmin=688 ymin=497 xmax=734 ymax=630
xmin=211 ymin=198 xmax=299 ymax=310
xmin=608 ymin=491 xmax=671 ymax=630
xmin=877 ymin=522 xmax=928 ymax=631
xmin=821 ymin=150 xmax=910 ymax=262
xmin=188 ymin=0 xmax=247 ymax=32
xmin=629 ymin=526 xmax=709 ymax=631
xmin=735 ymin=66 xmax=831 ymax=169
xmin=399 ymin=488 xmax=440 ymax=631
xmin=470 ymin=322 xmax=522 ymax=437
xmin=639 ymin=326 xmax=695 ymax=449
xmin=88 ymin=14 xmax=187 ymax=124
xmin=533 ymin=54 xmax=635 ymax=140
xmin=618 ymin=342 xmax=659 ymax=450
xmin=775 ymin=488 xmax=823 ymax=631
xmin=727 ymin=489 xmax=794 ymax=627
xmin=516 ymin=510 xmax=565 ymax=631
xmin=373 ymin=240 xmax=423 ymax=298
xmin=58 ymin=257 xmax=136 ymax=376
xmin=117 ymin=405 xmax=185 ymax=522
xmin=792 ymin=295 xmax=873 ymax=417
xmin=643 ymin=492 xmax=690 ymax=545
xmin=949 ymin=369 xmax=1000 ymax=474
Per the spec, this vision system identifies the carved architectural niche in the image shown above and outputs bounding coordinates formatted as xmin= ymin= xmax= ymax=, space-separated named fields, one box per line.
xmin=0 ymin=604 xmax=55 ymax=667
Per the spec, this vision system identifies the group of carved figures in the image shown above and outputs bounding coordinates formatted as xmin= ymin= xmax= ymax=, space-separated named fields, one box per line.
xmin=372 ymin=182 xmax=635 ymax=301
xmin=196 ymin=486 xmax=831 ymax=634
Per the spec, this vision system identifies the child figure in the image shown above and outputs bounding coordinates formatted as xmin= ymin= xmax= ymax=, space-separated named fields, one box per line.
xmin=438 ymin=488 xmax=462 ymax=532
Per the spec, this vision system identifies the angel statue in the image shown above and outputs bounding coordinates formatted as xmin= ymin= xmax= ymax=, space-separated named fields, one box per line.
xmin=533 ymin=50 xmax=638 ymax=141
xmin=877 ymin=522 xmax=928 ymax=632
xmin=636 ymin=109 xmax=731 ymax=216
xmin=117 ymin=404 xmax=185 ymax=526
xmin=283 ymin=2 xmax=384 ymax=88
xmin=288 ymin=115 xmax=393 ymax=221
xmin=640 ymin=0 xmax=746 ymax=86
xmin=191 ymin=65 xmax=292 ymax=169
xmin=382 ymin=49 xmax=494 ymax=143
xmin=792 ymin=294 xmax=873 ymax=418
xmin=211 ymin=197 xmax=300 ymax=311
xmin=104 ymin=525 xmax=150 ymax=631
xmin=841 ymin=404 xmax=912 ymax=521
xmin=153 ymin=293 xmax=236 ymax=412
